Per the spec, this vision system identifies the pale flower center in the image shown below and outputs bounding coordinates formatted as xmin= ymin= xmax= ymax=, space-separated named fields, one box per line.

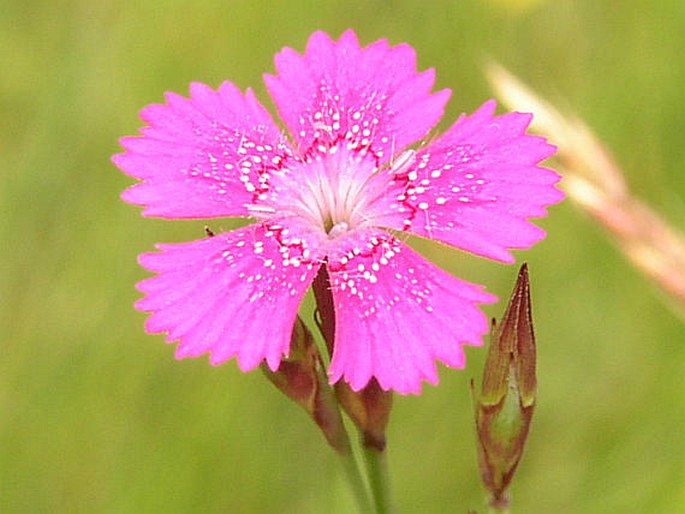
xmin=266 ymin=147 xmax=381 ymax=239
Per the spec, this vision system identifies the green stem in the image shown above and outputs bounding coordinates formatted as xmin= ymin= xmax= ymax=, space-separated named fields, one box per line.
xmin=338 ymin=450 xmax=373 ymax=514
xmin=364 ymin=446 xmax=395 ymax=514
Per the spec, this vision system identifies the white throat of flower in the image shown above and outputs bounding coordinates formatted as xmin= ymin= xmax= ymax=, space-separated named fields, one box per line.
xmin=246 ymin=145 xmax=393 ymax=240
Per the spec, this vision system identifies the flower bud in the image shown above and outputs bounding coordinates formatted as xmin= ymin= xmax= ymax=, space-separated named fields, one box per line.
xmin=335 ymin=379 xmax=393 ymax=451
xmin=472 ymin=264 xmax=536 ymax=510
xmin=262 ymin=316 xmax=350 ymax=454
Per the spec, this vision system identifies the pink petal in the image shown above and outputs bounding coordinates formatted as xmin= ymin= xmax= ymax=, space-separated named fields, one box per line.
xmin=386 ymin=100 xmax=564 ymax=263
xmin=113 ymin=82 xmax=295 ymax=219
xmin=325 ymin=229 xmax=496 ymax=395
xmin=135 ymin=224 xmax=322 ymax=371
xmin=264 ymin=30 xmax=450 ymax=164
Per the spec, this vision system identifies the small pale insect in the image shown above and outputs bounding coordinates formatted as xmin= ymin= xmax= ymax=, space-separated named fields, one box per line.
xmin=389 ymin=149 xmax=416 ymax=175
xmin=245 ymin=204 xmax=277 ymax=218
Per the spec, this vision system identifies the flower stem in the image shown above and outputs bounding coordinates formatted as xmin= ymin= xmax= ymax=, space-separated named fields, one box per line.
xmin=364 ymin=446 xmax=396 ymax=514
xmin=338 ymin=449 xmax=373 ymax=514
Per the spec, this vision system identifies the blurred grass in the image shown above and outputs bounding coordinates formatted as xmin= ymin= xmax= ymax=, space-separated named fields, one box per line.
xmin=2 ymin=0 xmax=685 ymax=512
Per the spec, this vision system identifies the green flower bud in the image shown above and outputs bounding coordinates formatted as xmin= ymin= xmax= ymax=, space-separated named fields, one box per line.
xmin=472 ymin=264 xmax=537 ymax=510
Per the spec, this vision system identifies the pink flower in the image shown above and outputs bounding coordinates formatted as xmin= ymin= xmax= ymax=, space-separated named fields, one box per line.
xmin=113 ymin=30 xmax=563 ymax=394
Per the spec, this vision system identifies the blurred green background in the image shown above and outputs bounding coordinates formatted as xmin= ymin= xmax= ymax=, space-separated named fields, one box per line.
xmin=2 ymin=0 xmax=685 ymax=512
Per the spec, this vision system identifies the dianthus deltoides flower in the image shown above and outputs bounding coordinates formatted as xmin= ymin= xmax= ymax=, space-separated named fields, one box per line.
xmin=113 ymin=30 xmax=562 ymax=394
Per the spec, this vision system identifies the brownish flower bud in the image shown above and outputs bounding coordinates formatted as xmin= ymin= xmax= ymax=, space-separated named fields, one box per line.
xmin=472 ymin=264 xmax=537 ymax=510
xmin=335 ymin=379 xmax=393 ymax=451
xmin=262 ymin=316 xmax=350 ymax=454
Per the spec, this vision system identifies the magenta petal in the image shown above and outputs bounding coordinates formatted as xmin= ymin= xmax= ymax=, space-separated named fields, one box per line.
xmin=394 ymin=100 xmax=563 ymax=263
xmin=113 ymin=82 xmax=295 ymax=219
xmin=264 ymin=29 xmax=450 ymax=164
xmin=325 ymin=229 xmax=496 ymax=395
xmin=135 ymin=224 xmax=322 ymax=371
